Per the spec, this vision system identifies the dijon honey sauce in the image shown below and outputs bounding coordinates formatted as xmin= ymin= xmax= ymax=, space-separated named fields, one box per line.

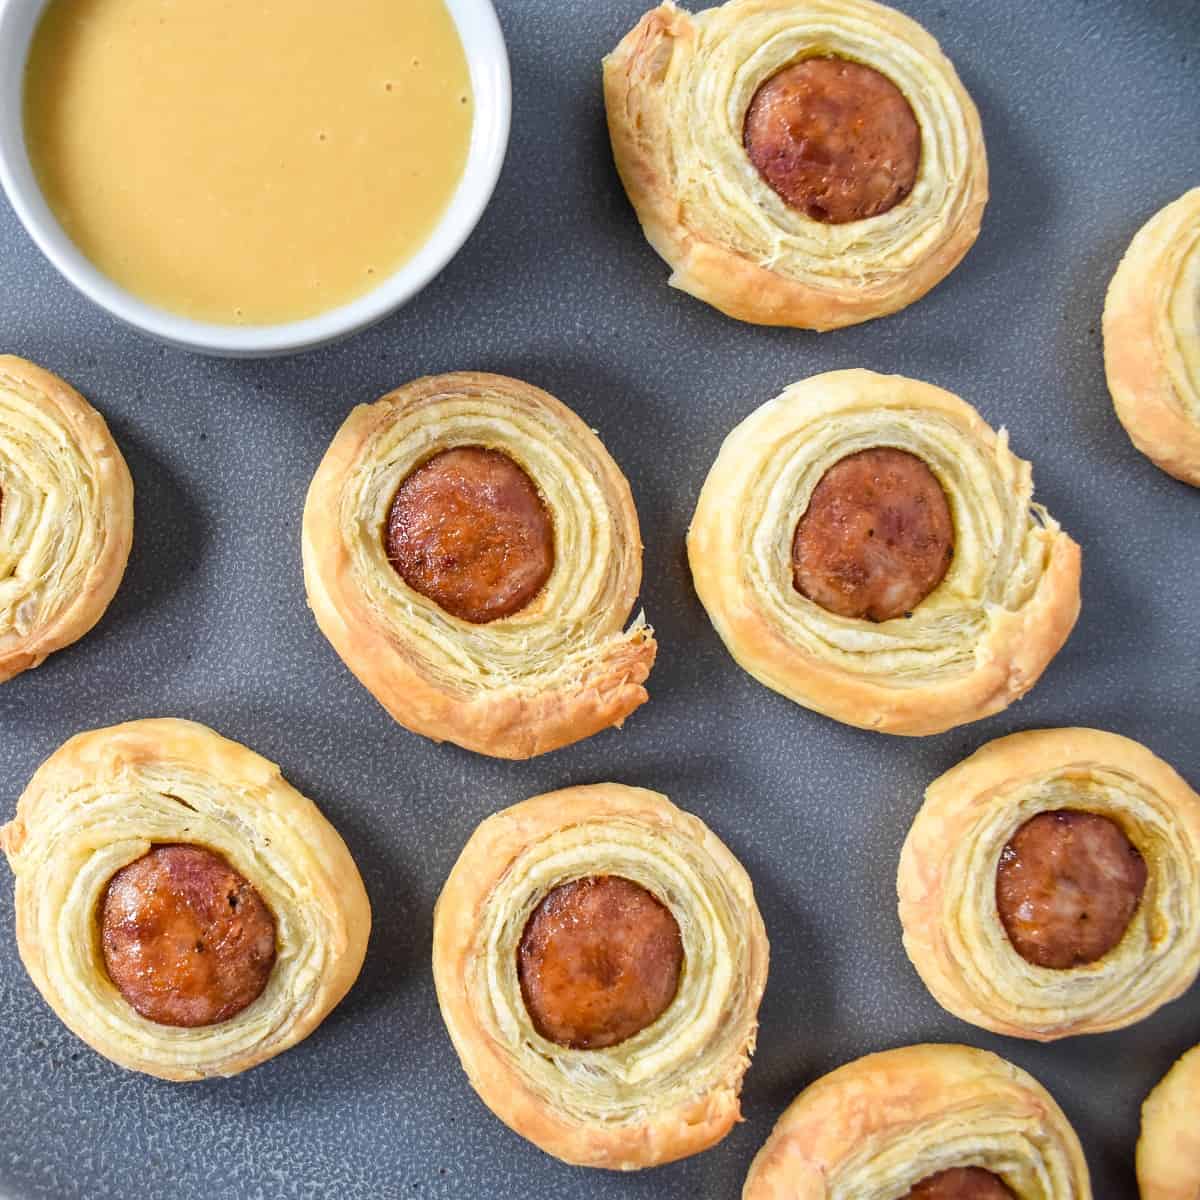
xmin=24 ymin=0 xmax=473 ymax=324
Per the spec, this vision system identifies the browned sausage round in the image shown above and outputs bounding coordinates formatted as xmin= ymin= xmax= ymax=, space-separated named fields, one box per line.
xmin=743 ymin=57 xmax=921 ymax=224
xmin=996 ymin=809 xmax=1148 ymax=970
xmin=792 ymin=447 xmax=954 ymax=622
xmin=517 ymin=875 xmax=683 ymax=1050
xmin=385 ymin=446 xmax=554 ymax=625
xmin=904 ymin=1168 xmax=1017 ymax=1199
xmin=101 ymin=844 xmax=277 ymax=1028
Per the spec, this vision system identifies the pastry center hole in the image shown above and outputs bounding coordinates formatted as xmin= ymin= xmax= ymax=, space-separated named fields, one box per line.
xmin=792 ymin=446 xmax=953 ymax=623
xmin=517 ymin=875 xmax=683 ymax=1050
xmin=384 ymin=446 xmax=554 ymax=624
xmin=995 ymin=809 xmax=1148 ymax=970
xmin=99 ymin=843 xmax=277 ymax=1027
xmin=743 ymin=56 xmax=921 ymax=224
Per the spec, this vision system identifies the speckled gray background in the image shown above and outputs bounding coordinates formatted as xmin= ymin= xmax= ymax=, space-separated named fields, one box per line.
xmin=0 ymin=0 xmax=1196 ymax=1196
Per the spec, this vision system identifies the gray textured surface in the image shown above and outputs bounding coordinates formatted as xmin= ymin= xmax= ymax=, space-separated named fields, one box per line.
xmin=0 ymin=0 xmax=1197 ymax=1196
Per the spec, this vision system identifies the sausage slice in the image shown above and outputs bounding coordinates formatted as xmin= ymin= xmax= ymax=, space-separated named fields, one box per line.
xmin=792 ymin=447 xmax=953 ymax=622
xmin=101 ymin=844 xmax=276 ymax=1028
xmin=517 ymin=875 xmax=683 ymax=1050
xmin=744 ymin=57 xmax=921 ymax=224
xmin=996 ymin=810 xmax=1148 ymax=970
xmin=385 ymin=446 xmax=554 ymax=624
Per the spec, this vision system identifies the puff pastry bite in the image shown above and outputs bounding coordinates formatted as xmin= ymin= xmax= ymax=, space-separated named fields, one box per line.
xmin=898 ymin=728 xmax=1200 ymax=1041
xmin=688 ymin=370 xmax=1081 ymax=735
xmin=0 ymin=355 xmax=133 ymax=682
xmin=742 ymin=1043 xmax=1092 ymax=1198
xmin=0 ymin=719 xmax=371 ymax=1081
xmin=303 ymin=372 xmax=655 ymax=759
xmin=604 ymin=0 xmax=988 ymax=330
xmin=1138 ymin=1044 xmax=1200 ymax=1200
xmin=432 ymin=783 xmax=768 ymax=1169
xmin=1104 ymin=188 xmax=1200 ymax=486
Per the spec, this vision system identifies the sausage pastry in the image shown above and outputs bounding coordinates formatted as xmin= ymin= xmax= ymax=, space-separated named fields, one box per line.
xmin=0 ymin=719 xmax=370 ymax=1080
xmin=302 ymin=372 xmax=655 ymax=759
xmin=432 ymin=783 xmax=768 ymax=1169
xmin=1104 ymin=187 xmax=1200 ymax=486
xmin=742 ymin=1044 xmax=1091 ymax=1199
xmin=1138 ymin=1044 xmax=1200 ymax=1200
xmin=898 ymin=728 xmax=1200 ymax=1040
xmin=687 ymin=370 xmax=1080 ymax=735
xmin=604 ymin=0 xmax=987 ymax=329
xmin=0 ymin=355 xmax=133 ymax=682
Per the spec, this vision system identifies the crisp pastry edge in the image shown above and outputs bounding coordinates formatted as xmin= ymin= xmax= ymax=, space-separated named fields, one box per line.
xmin=431 ymin=782 xmax=769 ymax=1170
xmin=897 ymin=726 xmax=1200 ymax=1040
xmin=302 ymin=371 xmax=655 ymax=760
xmin=0 ymin=355 xmax=134 ymax=683
xmin=741 ymin=1042 xmax=1091 ymax=1198
xmin=602 ymin=0 xmax=989 ymax=331
xmin=1103 ymin=188 xmax=1200 ymax=487
xmin=686 ymin=369 xmax=1082 ymax=736
xmin=1137 ymin=1043 xmax=1200 ymax=1200
xmin=0 ymin=717 xmax=372 ymax=1081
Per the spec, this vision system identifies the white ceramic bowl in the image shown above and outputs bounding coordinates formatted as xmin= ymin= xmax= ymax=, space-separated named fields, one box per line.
xmin=0 ymin=0 xmax=510 ymax=357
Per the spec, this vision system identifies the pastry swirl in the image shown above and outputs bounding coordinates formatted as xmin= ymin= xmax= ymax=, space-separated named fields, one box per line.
xmin=1138 ymin=1044 xmax=1200 ymax=1200
xmin=0 ymin=355 xmax=133 ymax=682
xmin=687 ymin=370 xmax=1081 ymax=735
xmin=898 ymin=728 xmax=1200 ymax=1040
xmin=0 ymin=719 xmax=371 ymax=1080
xmin=302 ymin=372 xmax=655 ymax=759
xmin=432 ymin=783 xmax=768 ymax=1169
xmin=604 ymin=0 xmax=988 ymax=330
xmin=742 ymin=1043 xmax=1091 ymax=1198
xmin=1104 ymin=188 xmax=1200 ymax=486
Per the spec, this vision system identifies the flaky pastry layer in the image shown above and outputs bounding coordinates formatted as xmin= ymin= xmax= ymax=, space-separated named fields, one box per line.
xmin=432 ymin=783 xmax=768 ymax=1170
xmin=0 ymin=355 xmax=133 ymax=682
xmin=1138 ymin=1044 xmax=1200 ymax=1200
xmin=0 ymin=718 xmax=371 ymax=1080
xmin=604 ymin=0 xmax=988 ymax=329
xmin=742 ymin=1043 xmax=1091 ymax=1198
xmin=302 ymin=373 xmax=655 ymax=759
xmin=687 ymin=370 xmax=1080 ymax=735
xmin=898 ymin=728 xmax=1200 ymax=1040
xmin=1104 ymin=188 xmax=1200 ymax=486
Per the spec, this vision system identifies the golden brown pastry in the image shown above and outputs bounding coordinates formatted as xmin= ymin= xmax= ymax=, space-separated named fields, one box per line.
xmin=742 ymin=1043 xmax=1092 ymax=1198
xmin=302 ymin=372 xmax=655 ymax=759
xmin=432 ymin=783 xmax=768 ymax=1169
xmin=0 ymin=355 xmax=133 ymax=682
xmin=1103 ymin=188 xmax=1200 ymax=486
xmin=604 ymin=0 xmax=988 ymax=330
xmin=898 ymin=728 xmax=1200 ymax=1041
xmin=0 ymin=719 xmax=371 ymax=1080
xmin=688 ymin=370 xmax=1081 ymax=735
xmin=1138 ymin=1044 xmax=1200 ymax=1200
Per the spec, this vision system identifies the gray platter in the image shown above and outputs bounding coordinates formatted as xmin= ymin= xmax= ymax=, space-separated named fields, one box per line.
xmin=1 ymin=1 xmax=1197 ymax=1196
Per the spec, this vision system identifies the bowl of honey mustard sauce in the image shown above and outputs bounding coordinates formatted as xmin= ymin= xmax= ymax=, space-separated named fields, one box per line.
xmin=0 ymin=0 xmax=510 ymax=355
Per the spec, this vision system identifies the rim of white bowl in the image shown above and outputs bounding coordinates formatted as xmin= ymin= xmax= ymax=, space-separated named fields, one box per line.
xmin=0 ymin=0 xmax=511 ymax=358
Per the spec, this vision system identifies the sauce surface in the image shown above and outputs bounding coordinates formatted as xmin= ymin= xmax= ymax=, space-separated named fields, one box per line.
xmin=25 ymin=0 xmax=473 ymax=324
